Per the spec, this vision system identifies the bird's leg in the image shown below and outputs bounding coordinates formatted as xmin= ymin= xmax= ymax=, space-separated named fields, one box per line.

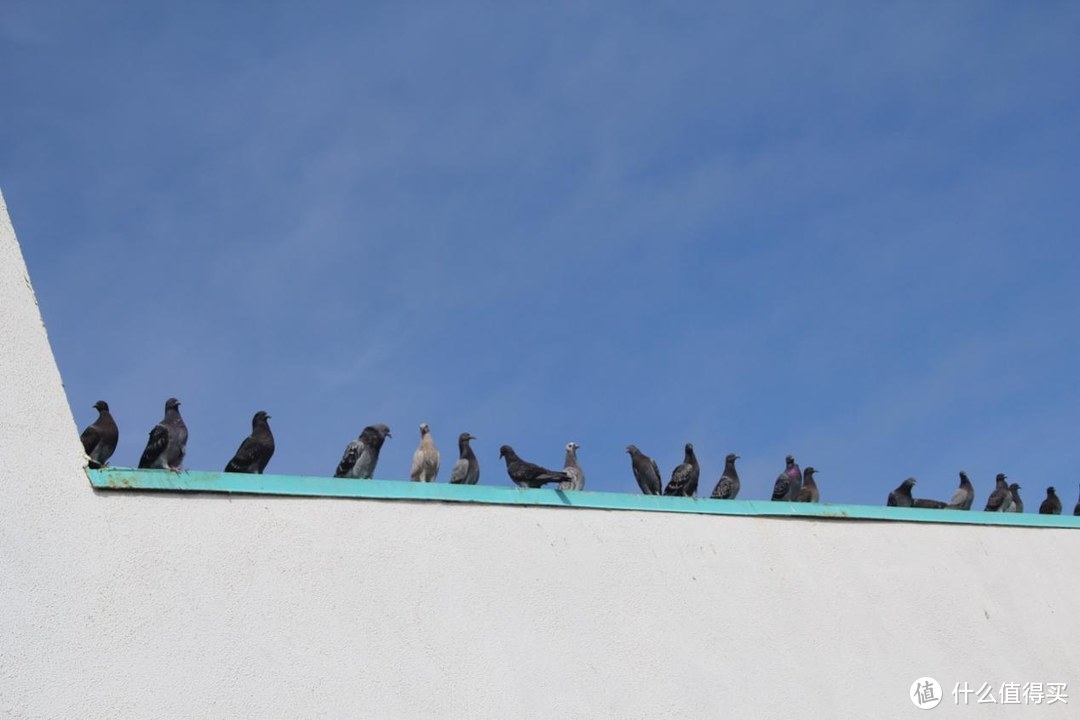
xmin=169 ymin=465 xmax=183 ymax=474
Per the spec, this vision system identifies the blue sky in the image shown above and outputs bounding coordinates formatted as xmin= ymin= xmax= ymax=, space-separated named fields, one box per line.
xmin=3 ymin=2 xmax=1079 ymax=507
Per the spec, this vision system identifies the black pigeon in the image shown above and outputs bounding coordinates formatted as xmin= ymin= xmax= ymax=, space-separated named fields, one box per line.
xmin=449 ymin=433 xmax=480 ymax=485
xmin=913 ymin=498 xmax=947 ymax=509
xmin=887 ymin=478 xmax=916 ymax=507
xmin=80 ymin=400 xmax=119 ymax=469
xmin=771 ymin=455 xmax=802 ymax=501
xmin=1007 ymin=483 xmax=1023 ymax=513
xmin=224 ymin=411 xmax=275 ymax=474
xmin=1039 ymin=487 xmax=1062 ymax=515
xmin=334 ymin=424 xmax=392 ymax=478
xmin=946 ymin=471 xmax=975 ymax=510
xmin=984 ymin=473 xmax=1012 ymax=512
xmin=664 ymin=443 xmax=700 ymax=497
xmin=626 ymin=445 xmax=662 ymax=495
xmin=795 ymin=467 xmax=820 ymax=502
xmin=711 ymin=453 xmax=741 ymax=499
xmin=499 ymin=445 xmax=569 ymax=488
xmin=138 ymin=397 xmax=188 ymax=471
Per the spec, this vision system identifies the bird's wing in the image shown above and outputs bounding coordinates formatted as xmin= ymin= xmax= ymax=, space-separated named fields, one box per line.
xmin=795 ymin=486 xmax=811 ymax=502
xmin=449 ymin=458 xmax=468 ymax=484
xmin=665 ymin=464 xmax=690 ymax=495
xmin=138 ymin=424 xmax=169 ymax=468
xmin=80 ymin=424 xmax=100 ymax=454
xmin=887 ymin=491 xmax=898 ymax=507
xmin=335 ymin=441 xmax=362 ymax=478
xmin=947 ymin=487 xmax=967 ymax=507
xmin=410 ymin=446 xmax=424 ymax=480
xmin=712 ymin=477 xmax=732 ymax=499
xmin=225 ymin=435 xmax=259 ymax=473
xmin=772 ymin=475 xmax=790 ymax=501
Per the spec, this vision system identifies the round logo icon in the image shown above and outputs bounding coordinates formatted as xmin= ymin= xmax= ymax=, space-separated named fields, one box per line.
xmin=911 ymin=677 xmax=943 ymax=709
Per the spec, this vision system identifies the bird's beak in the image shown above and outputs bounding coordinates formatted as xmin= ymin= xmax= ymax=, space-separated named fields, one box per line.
xmin=469 ymin=434 xmax=476 ymax=440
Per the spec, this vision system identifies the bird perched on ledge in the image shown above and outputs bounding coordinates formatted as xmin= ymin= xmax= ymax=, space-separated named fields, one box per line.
xmin=985 ymin=474 xmax=1013 ymax=512
xmin=449 ymin=432 xmax=479 ymax=485
xmin=224 ymin=411 xmax=274 ymax=474
xmin=499 ymin=445 xmax=570 ymax=488
xmin=626 ymin=445 xmax=662 ymax=495
xmin=80 ymin=400 xmax=118 ymax=469
xmin=887 ymin=478 xmax=916 ymax=507
xmin=795 ymin=467 xmax=819 ymax=503
xmin=1007 ymin=483 xmax=1023 ymax=513
xmin=946 ymin=471 xmax=974 ymax=510
xmin=771 ymin=455 xmax=802 ymax=501
xmin=138 ymin=397 xmax=187 ymax=471
xmin=711 ymin=453 xmax=741 ymax=499
xmin=560 ymin=442 xmax=585 ymax=491
xmin=664 ymin=443 xmax=700 ymax=497
xmin=410 ymin=423 xmax=440 ymax=482
xmin=1039 ymin=487 xmax=1061 ymax=515
xmin=335 ymin=424 xmax=392 ymax=479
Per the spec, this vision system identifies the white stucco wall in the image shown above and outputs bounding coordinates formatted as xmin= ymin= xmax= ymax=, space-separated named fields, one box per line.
xmin=2 ymin=191 xmax=1078 ymax=718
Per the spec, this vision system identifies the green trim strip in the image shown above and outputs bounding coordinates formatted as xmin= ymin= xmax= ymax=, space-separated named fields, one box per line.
xmin=86 ymin=468 xmax=1080 ymax=529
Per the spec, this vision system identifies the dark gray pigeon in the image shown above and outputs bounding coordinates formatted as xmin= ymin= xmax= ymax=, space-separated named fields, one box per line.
xmin=1039 ymin=487 xmax=1062 ymax=515
xmin=559 ymin=442 xmax=585 ymax=491
xmin=449 ymin=432 xmax=479 ymax=485
xmin=1075 ymin=484 xmax=1080 ymax=516
xmin=80 ymin=400 xmax=119 ymax=469
xmin=913 ymin=498 xmax=947 ymax=509
xmin=795 ymin=467 xmax=820 ymax=502
xmin=664 ymin=443 xmax=700 ymax=497
xmin=771 ymin=455 xmax=802 ymax=501
xmin=887 ymin=478 xmax=916 ymax=507
xmin=138 ymin=397 xmax=187 ymax=471
xmin=1007 ymin=483 xmax=1023 ymax=513
xmin=711 ymin=453 xmax=741 ymax=499
xmin=499 ymin=445 xmax=570 ymax=488
xmin=626 ymin=445 xmax=662 ymax=495
xmin=410 ymin=423 xmax=440 ymax=482
xmin=334 ymin=424 xmax=392 ymax=479
xmin=946 ymin=471 xmax=974 ymax=510
xmin=984 ymin=473 xmax=1012 ymax=512
xmin=224 ymin=411 xmax=275 ymax=474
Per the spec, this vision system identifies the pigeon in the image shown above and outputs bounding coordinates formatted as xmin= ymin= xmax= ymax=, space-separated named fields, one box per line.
xmin=984 ymin=473 xmax=1013 ymax=512
xmin=499 ymin=445 xmax=570 ymax=488
xmin=449 ymin=432 xmax=479 ymax=485
xmin=1076 ymin=484 xmax=1080 ymax=516
xmin=626 ymin=445 xmax=662 ymax=495
xmin=334 ymin=424 xmax=392 ymax=479
xmin=913 ymin=498 xmax=947 ymax=509
xmin=1007 ymin=483 xmax=1023 ymax=513
xmin=224 ymin=411 xmax=275 ymax=474
xmin=771 ymin=455 xmax=802 ymax=501
xmin=795 ymin=467 xmax=820 ymax=502
xmin=80 ymin=400 xmax=119 ymax=469
xmin=1039 ymin=487 xmax=1062 ymax=515
xmin=664 ymin=443 xmax=700 ymax=497
xmin=410 ymin=423 xmax=440 ymax=482
xmin=710 ymin=453 xmax=741 ymax=499
xmin=138 ymin=397 xmax=188 ymax=471
xmin=946 ymin=471 xmax=974 ymax=510
xmin=559 ymin=442 xmax=585 ymax=491
xmin=887 ymin=478 xmax=916 ymax=507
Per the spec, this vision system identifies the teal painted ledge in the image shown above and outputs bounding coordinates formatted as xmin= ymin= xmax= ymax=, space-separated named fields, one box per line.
xmin=86 ymin=468 xmax=1080 ymax=529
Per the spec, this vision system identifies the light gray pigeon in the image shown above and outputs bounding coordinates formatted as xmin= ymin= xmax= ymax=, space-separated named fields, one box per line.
xmin=1007 ymin=483 xmax=1023 ymax=513
xmin=80 ymin=400 xmax=119 ymax=469
xmin=334 ymin=424 xmax=392 ymax=479
xmin=887 ymin=478 xmax=916 ymax=507
xmin=138 ymin=397 xmax=187 ymax=471
xmin=946 ymin=471 xmax=974 ymax=510
xmin=663 ymin=443 xmax=700 ymax=497
xmin=1039 ymin=487 xmax=1061 ymax=515
xmin=771 ymin=455 xmax=802 ymax=501
xmin=795 ymin=467 xmax=820 ymax=502
xmin=710 ymin=453 xmax=741 ymax=499
xmin=627 ymin=445 xmax=662 ymax=495
xmin=559 ymin=442 xmax=585 ymax=491
xmin=984 ymin=473 xmax=1013 ymax=512
xmin=224 ymin=411 xmax=275 ymax=474
xmin=410 ymin=423 xmax=440 ymax=482
xmin=449 ymin=432 xmax=479 ymax=485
